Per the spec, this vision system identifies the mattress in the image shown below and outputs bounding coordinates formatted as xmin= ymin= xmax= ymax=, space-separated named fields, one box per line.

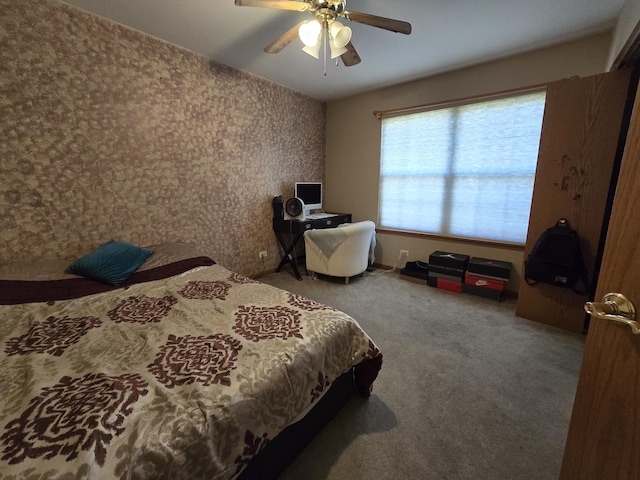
xmin=0 ymin=243 xmax=382 ymax=479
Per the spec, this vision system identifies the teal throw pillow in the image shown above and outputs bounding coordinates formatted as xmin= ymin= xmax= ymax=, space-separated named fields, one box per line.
xmin=66 ymin=241 xmax=153 ymax=286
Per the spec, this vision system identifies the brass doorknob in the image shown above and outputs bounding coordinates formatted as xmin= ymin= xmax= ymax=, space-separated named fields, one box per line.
xmin=585 ymin=293 xmax=639 ymax=335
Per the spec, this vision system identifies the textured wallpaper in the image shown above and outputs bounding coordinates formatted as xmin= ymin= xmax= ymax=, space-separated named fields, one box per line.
xmin=0 ymin=0 xmax=325 ymax=276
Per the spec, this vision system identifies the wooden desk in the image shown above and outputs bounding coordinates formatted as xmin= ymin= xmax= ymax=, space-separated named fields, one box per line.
xmin=272 ymin=213 xmax=352 ymax=280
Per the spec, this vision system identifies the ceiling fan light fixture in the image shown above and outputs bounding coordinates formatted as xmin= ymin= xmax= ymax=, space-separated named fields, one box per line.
xmin=235 ymin=0 xmax=411 ymax=69
xmin=302 ymin=41 xmax=322 ymax=59
xmin=299 ymin=20 xmax=322 ymax=47
xmin=329 ymin=21 xmax=351 ymax=49
xmin=329 ymin=39 xmax=347 ymax=59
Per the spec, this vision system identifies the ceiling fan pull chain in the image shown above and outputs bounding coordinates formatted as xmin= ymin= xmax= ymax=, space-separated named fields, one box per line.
xmin=323 ymin=26 xmax=327 ymax=76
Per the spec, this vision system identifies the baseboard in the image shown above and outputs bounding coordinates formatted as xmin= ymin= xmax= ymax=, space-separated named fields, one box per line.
xmin=263 ymin=265 xmax=518 ymax=299
xmin=371 ymin=262 xmax=394 ymax=271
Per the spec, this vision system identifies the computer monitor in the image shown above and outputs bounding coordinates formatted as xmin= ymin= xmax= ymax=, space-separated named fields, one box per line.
xmin=294 ymin=182 xmax=322 ymax=214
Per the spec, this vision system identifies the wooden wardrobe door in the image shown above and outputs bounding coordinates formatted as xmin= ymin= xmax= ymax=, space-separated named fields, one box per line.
xmin=516 ymin=69 xmax=632 ymax=333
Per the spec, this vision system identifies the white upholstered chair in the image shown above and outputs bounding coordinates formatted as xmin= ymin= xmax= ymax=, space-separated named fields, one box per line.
xmin=303 ymin=220 xmax=376 ymax=284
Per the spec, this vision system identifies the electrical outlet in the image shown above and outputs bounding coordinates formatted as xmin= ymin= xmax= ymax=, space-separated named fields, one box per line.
xmin=400 ymin=249 xmax=409 ymax=257
xmin=259 ymin=251 xmax=267 ymax=259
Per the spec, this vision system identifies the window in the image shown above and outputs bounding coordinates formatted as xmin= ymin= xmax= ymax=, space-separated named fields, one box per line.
xmin=379 ymin=89 xmax=546 ymax=244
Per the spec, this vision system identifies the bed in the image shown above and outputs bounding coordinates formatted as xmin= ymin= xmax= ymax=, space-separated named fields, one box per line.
xmin=0 ymin=242 xmax=382 ymax=479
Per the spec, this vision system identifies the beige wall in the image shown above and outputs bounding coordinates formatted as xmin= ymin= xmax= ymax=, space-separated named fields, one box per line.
xmin=608 ymin=0 xmax=640 ymax=67
xmin=325 ymin=32 xmax=613 ymax=292
xmin=0 ymin=0 xmax=325 ymax=276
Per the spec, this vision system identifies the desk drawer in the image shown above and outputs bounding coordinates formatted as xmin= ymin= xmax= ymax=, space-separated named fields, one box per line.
xmin=273 ymin=214 xmax=352 ymax=234
xmin=308 ymin=214 xmax=351 ymax=229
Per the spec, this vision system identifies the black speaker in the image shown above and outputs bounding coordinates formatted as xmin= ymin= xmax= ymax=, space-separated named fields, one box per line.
xmin=272 ymin=195 xmax=284 ymax=219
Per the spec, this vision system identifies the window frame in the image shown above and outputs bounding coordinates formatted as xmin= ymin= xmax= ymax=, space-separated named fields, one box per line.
xmin=375 ymin=85 xmax=547 ymax=247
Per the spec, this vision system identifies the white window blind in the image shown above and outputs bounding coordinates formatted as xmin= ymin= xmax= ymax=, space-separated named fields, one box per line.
xmin=379 ymin=90 xmax=546 ymax=244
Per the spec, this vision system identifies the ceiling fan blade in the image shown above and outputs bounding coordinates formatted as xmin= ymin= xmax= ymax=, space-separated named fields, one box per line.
xmin=264 ymin=20 xmax=306 ymax=53
xmin=340 ymin=42 xmax=361 ymax=67
xmin=343 ymin=10 xmax=412 ymax=35
xmin=234 ymin=0 xmax=311 ymax=12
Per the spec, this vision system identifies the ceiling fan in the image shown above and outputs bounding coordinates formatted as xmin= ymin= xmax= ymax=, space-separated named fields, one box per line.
xmin=234 ymin=0 xmax=412 ymax=69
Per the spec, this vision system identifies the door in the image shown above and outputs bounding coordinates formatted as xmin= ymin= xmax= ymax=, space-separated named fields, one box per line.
xmin=560 ymin=77 xmax=640 ymax=479
xmin=516 ymin=70 xmax=631 ymax=334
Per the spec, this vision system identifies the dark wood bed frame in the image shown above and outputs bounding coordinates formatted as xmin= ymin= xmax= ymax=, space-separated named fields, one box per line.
xmin=238 ymin=369 xmax=356 ymax=479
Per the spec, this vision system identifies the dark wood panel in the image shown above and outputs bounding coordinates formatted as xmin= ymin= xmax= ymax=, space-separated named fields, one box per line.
xmin=516 ymin=69 xmax=632 ymax=333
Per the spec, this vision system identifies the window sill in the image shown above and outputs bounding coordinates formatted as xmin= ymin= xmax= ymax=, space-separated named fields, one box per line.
xmin=375 ymin=228 xmax=525 ymax=251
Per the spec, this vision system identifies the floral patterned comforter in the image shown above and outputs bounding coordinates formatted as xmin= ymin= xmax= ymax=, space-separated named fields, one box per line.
xmin=0 ymin=263 xmax=382 ymax=480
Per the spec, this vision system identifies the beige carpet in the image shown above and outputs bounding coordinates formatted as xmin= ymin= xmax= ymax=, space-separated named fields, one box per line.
xmin=258 ymin=267 xmax=585 ymax=480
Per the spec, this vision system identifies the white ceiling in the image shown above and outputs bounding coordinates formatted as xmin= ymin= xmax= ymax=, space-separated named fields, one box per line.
xmin=61 ymin=0 xmax=625 ymax=101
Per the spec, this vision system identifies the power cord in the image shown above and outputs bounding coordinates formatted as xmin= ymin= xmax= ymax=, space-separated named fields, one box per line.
xmin=371 ymin=251 xmax=408 ymax=276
